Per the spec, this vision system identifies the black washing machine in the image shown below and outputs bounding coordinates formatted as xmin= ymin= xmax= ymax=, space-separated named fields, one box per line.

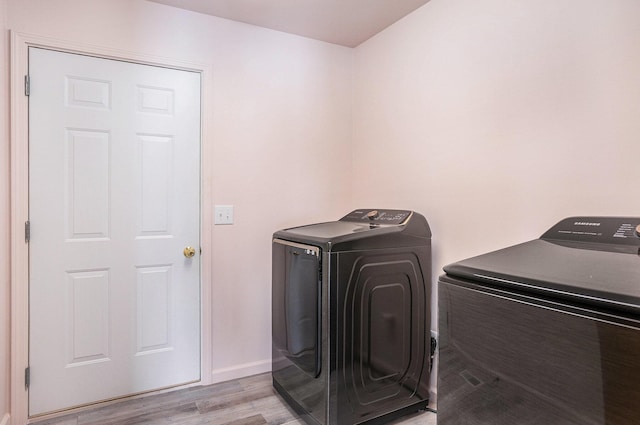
xmin=439 ymin=217 xmax=640 ymax=425
xmin=272 ymin=209 xmax=433 ymax=425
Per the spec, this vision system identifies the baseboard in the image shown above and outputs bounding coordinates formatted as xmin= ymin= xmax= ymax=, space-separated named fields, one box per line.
xmin=211 ymin=358 xmax=271 ymax=384
xmin=1 ymin=413 xmax=10 ymax=425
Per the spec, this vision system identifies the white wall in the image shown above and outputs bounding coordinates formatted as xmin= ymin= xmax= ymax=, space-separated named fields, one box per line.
xmin=2 ymin=0 xmax=353 ymax=398
xmin=353 ymin=0 xmax=640 ymax=304
xmin=1 ymin=0 xmax=10 ymax=421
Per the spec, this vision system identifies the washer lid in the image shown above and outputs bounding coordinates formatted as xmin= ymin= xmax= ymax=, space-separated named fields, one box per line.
xmin=444 ymin=217 xmax=640 ymax=313
xmin=282 ymin=209 xmax=413 ymax=239
xmin=274 ymin=209 xmax=431 ymax=251
xmin=281 ymin=220 xmax=377 ymax=240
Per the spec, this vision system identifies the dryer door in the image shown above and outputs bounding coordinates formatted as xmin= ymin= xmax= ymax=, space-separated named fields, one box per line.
xmin=272 ymin=239 xmax=321 ymax=377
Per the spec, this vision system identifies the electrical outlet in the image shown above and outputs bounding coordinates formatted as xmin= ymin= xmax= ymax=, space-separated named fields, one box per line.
xmin=214 ymin=205 xmax=234 ymax=225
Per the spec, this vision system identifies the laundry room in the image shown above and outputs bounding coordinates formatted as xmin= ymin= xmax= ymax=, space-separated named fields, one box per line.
xmin=1 ymin=0 xmax=640 ymax=424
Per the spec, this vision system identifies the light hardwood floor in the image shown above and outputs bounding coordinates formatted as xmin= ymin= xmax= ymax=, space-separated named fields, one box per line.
xmin=30 ymin=373 xmax=436 ymax=425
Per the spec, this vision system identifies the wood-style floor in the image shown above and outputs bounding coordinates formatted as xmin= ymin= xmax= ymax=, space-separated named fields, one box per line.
xmin=30 ymin=373 xmax=437 ymax=425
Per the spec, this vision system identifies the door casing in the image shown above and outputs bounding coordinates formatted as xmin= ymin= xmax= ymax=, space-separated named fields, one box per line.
xmin=9 ymin=31 xmax=214 ymax=424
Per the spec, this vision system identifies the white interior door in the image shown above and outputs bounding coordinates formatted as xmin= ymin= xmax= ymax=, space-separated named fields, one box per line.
xmin=28 ymin=47 xmax=201 ymax=416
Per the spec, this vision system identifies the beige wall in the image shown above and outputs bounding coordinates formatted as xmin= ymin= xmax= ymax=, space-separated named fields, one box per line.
xmin=1 ymin=0 xmax=10 ymax=421
xmin=1 ymin=0 xmax=352 ymax=413
xmin=353 ymin=0 xmax=640 ymax=311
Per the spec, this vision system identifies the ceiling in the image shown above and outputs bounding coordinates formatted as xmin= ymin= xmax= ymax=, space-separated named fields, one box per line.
xmin=147 ymin=0 xmax=430 ymax=47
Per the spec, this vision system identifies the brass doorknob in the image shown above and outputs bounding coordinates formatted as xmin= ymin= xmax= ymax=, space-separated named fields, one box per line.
xmin=183 ymin=246 xmax=196 ymax=258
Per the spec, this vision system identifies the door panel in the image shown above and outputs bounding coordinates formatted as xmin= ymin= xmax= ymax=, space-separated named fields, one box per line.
xmin=271 ymin=239 xmax=321 ymax=378
xmin=28 ymin=48 xmax=201 ymax=416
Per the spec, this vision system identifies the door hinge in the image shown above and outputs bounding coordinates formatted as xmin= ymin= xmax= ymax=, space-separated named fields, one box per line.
xmin=25 ymin=221 xmax=30 ymax=243
xmin=25 ymin=367 xmax=30 ymax=389
xmin=25 ymin=75 xmax=30 ymax=96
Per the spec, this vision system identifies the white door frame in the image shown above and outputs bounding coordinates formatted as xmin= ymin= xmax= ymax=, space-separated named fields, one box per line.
xmin=10 ymin=31 xmax=213 ymax=424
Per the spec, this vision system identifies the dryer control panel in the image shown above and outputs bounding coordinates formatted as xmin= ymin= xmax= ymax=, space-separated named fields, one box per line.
xmin=541 ymin=216 xmax=640 ymax=246
xmin=340 ymin=209 xmax=412 ymax=225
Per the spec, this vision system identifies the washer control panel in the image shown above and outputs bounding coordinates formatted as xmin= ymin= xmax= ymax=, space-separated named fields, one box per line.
xmin=340 ymin=209 xmax=412 ymax=225
xmin=541 ymin=217 xmax=640 ymax=245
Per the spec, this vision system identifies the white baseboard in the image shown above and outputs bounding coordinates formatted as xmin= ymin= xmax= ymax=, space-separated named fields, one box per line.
xmin=1 ymin=413 xmax=10 ymax=425
xmin=211 ymin=359 xmax=271 ymax=384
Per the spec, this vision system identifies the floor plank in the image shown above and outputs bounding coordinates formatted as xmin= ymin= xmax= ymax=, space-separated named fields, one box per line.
xmin=30 ymin=373 xmax=436 ymax=425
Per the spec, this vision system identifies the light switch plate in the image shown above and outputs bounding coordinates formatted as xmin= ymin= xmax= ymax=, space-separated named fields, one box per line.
xmin=214 ymin=205 xmax=234 ymax=225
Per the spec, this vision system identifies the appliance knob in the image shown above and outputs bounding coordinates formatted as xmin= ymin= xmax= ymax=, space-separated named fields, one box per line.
xmin=367 ymin=210 xmax=379 ymax=220
xmin=636 ymin=224 xmax=640 ymax=237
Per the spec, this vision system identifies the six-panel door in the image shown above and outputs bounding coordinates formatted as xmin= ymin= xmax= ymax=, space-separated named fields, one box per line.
xmin=28 ymin=47 xmax=201 ymax=415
